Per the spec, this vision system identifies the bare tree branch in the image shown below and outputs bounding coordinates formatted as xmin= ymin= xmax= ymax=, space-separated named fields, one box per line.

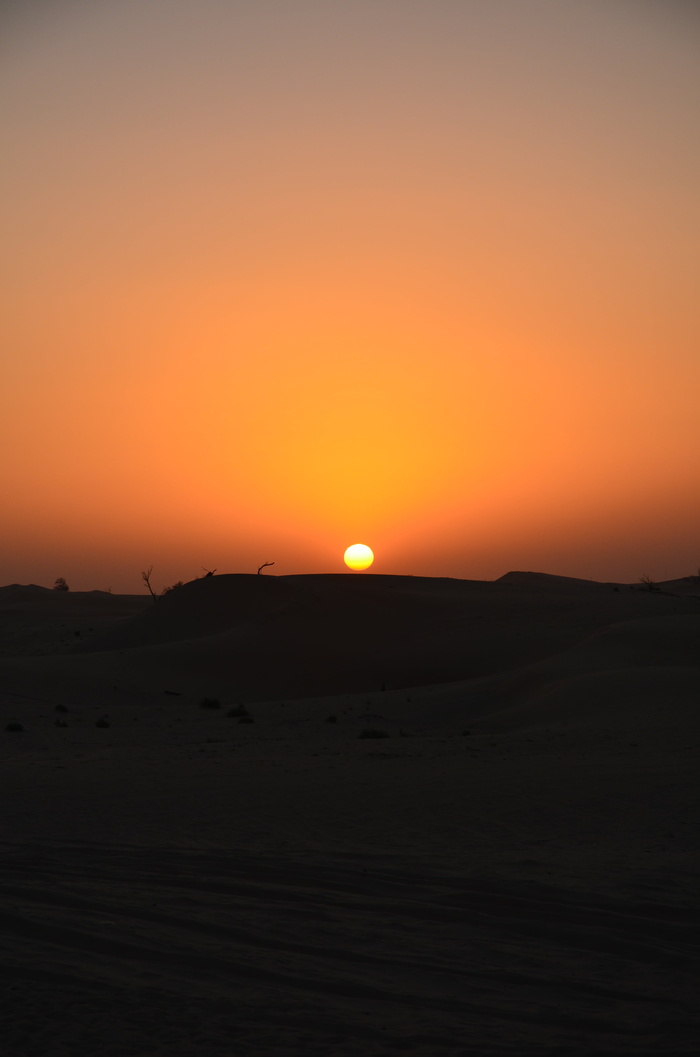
xmin=257 ymin=562 xmax=275 ymax=575
xmin=141 ymin=565 xmax=158 ymax=602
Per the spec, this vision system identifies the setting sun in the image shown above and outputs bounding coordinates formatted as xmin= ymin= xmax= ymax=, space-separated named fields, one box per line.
xmin=344 ymin=544 xmax=374 ymax=571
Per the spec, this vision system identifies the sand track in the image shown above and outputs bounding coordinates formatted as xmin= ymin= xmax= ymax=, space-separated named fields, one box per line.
xmin=3 ymin=839 xmax=699 ymax=1056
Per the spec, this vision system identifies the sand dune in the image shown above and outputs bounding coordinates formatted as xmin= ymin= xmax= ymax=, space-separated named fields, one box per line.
xmin=1 ymin=573 xmax=699 ymax=1054
xmin=14 ymin=571 xmax=698 ymax=702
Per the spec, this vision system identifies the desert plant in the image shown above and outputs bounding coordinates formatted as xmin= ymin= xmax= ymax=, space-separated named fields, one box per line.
xmin=5 ymin=722 xmax=23 ymax=732
xmin=639 ymin=575 xmax=659 ymax=591
xmin=238 ymin=714 xmax=254 ymax=724
xmin=359 ymin=728 xmax=390 ymax=739
xmin=53 ymin=577 xmax=69 ymax=592
xmin=95 ymin=717 xmax=110 ymax=728
xmin=226 ymin=704 xmax=249 ymax=718
xmin=200 ymin=698 xmax=221 ymax=710
xmin=55 ymin=719 xmax=68 ymax=728
xmin=141 ymin=565 xmax=158 ymax=602
xmin=257 ymin=561 xmax=275 ymax=574
xmin=326 ymin=714 xmax=337 ymax=723
xmin=161 ymin=581 xmax=184 ymax=595
xmin=55 ymin=704 xmax=69 ymax=713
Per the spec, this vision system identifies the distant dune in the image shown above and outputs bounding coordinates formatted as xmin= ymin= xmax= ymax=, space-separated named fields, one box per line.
xmin=23 ymin=571 xmax=693 ymax=701
xmin=2 ymin=569 xmax=698 ymax=717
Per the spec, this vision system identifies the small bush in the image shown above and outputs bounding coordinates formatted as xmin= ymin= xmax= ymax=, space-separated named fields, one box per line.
xmin=359 ymin=728 xmax=389 ymax=739
xmin=161 ymin=581 xmax=184 ymax=595
xmin=55 ymin=719 xmax=69 ymax=728
xmin=326 ymin=714 xmax=337 ymax=723
xmin=5 ymin=722 xmax=23 ymax=733
xmin=55 ymin=704 xmax=69 ymax=713
xmin=227 ymin=705 xmax=249 ymax=718
xmin=95 ymin=717 xmax=110 ymax=728
xmin=200 ymin=698 xmax=221 ymax=710
xmin=238 ymin=715 xmax=254 ymax=724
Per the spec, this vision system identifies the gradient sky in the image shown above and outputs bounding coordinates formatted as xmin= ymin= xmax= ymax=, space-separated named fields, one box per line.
xmin=2 ymin=0 xmax=699 ymax=592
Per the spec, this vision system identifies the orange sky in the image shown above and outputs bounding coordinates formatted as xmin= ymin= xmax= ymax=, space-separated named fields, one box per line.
xmin=2 ymin=0 xmax=699 ymax=592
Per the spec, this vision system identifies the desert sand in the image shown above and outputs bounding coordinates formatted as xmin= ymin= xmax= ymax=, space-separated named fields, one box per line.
xmin=1 ymin=571 xmax=699 ymax=1055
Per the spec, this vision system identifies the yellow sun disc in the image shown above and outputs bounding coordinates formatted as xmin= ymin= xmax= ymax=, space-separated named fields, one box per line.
xmin=344 ymin=543 xmax=374 ymax=571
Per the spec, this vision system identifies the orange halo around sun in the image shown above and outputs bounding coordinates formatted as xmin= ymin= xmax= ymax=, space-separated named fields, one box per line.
xmin=343 ymin=543 xmax=374 ymax=571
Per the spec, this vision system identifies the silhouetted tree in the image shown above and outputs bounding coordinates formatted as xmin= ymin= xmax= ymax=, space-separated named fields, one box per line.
xmin=141 ymin=565 xmax=158 ymax=603
xmin=53 ymin=577 xmax=69 ymax=592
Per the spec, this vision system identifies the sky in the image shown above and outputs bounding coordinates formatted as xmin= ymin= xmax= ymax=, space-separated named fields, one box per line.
xmin=2 ymin=0 xmax=699 ymax=592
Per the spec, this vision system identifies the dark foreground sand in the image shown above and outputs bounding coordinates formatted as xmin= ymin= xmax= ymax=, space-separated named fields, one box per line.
xmin=1 ymin=572 xmax=699 ymax=1054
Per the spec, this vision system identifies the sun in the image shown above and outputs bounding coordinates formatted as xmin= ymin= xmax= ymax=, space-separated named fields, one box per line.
xmin=344 ymin=543 xmax=374 ymax=571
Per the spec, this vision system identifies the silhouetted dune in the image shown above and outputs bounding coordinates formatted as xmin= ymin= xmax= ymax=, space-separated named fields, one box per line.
xmin=483 ymin=665 xmax=700 ymax=731
xmin=53 ymin=572 xmax=699 ymax=703
xmin=0 ymin=583 xmax=52 ymax=599
xmin=540 ymin=612 xmax=700 ymax=672
xmin=658 ymin=575 xmax=700 ymax=597
xmin=80 ymin=573 xmax=303 ymax=650
xmin=496 ymin=570 xmax=619 ymax=588
xmin=3 ymin=572 xmax=698 ymax=707
xmin=458 ymin=612 xmax=700 ymax=733
xmin=0 ymin=586 xmax=148 ymax=657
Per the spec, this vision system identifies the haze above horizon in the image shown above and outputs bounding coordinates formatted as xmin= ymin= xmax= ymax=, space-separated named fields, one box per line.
xmin=2 ymin=0 xmax=699 ymax=592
